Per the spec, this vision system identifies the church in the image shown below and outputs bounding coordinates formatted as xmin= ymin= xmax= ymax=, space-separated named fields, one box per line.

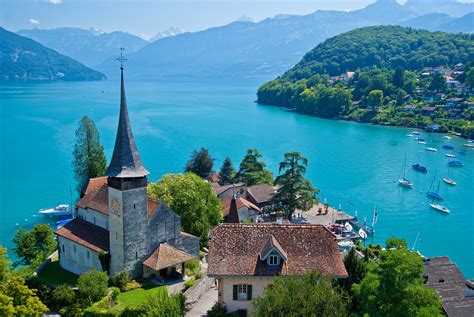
xmin=56 ymin=62 xmax=199 ymax=279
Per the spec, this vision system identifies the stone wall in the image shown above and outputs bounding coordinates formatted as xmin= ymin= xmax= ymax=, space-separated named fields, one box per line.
xmin=58 ymin=237 xmax=103 ymax=275
xmin=184 ymin=276 xmax=215 ymax=305
xmin=147 ymin=203 xmax=181 ymax=253
xmin=77 ymin=207 xmax=109 ymax=230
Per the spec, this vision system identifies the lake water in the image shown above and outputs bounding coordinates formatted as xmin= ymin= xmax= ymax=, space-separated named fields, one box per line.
xmin=0 ymin=78 xmax=472 ymax=278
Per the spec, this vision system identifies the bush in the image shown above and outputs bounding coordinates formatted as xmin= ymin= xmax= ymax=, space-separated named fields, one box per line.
xmin=184 ymin=259 xmax=201 ymax=278
xmin=207 ymin=303 xmax=237 ymax=317
xmin=124 ymin=280 xmax=141 ymax=292
xmin=50 ymin=284 xmax=76 ymax=311
xmin=120 ymin=305 xmax=146 ymax=317
xmin=109 ymin=271 xmax=129 ymax=292
xmin=77 ymin=270 xmax=109 ymax=305
xmin=82 ymin=306 xmax=117 ymax=317
xmin=183 ymin=278 xmax=196 ymax=291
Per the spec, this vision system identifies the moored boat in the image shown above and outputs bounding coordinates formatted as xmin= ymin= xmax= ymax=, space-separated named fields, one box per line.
xmin=445 ymin=153 xmax=456 ymax=158
xmin=425 ymin=147 xmax=437 ymax=152
xmin=442 ymin=145 xmax=454 ymax=150
xmin=426 ymin=178 xmax=443 ymax=201
xmin=418 ymin=141 xmax=427 ymax=145
xmin=448 ymin=160 xmax=464 ymax=167
xmin=443 ymin=178 xmax=457 ymax=186
xmin=412 ymin=131 xmax=421 ymax=135
xmin=463 ymin=143 xmax=474 ymax=148
xmin=398 ymin=155 xmax=413 ymax=188
xmin=39 ymin=204 xmax=71 ymax=216
xmin=429 ymin=203 xmax=450 ymax=214
xmin=443 ymin=136 xmax=452 ymax=140
xmin=412 ymin=164 xmax=428 ymax=172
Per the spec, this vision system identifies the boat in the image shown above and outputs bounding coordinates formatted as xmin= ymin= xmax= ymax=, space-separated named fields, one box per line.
xmin=418 ymin=140 xmax=427 ymax=145
xmin=38 ymin=204 xmax=71 ymax=216
xmin=442 ymin=145 xmax=454 ymax=150
xmin=412 ymin=131 xmax=421 ymax=135
xmin=426 ymin=177 xmax=443 ymax=201
xmin=459 ymin=149 xmax=467 ymax=155
xmin=463 ymin=143 xmax=474 ymax=148
xmin=443 ymin=178 xmax=457 ymax=186
xmin=412 ymin=163 xmax=427 ymax=172
xmin=445 ymin=153 xmax=456 ymax=158
xmin=406 ymin=133 xmax=415 ymax=137
xmin=398 ymin=155 xmax=413 ymax=188
xmin=344 ymin=222 xmax=353 ymax=231
xmin=448 ymin=160 xmax=464 ymax=167
xmin=338 ymin=240 xmax=354 ymax=250
xmin=425 ymin=147 xmax=437 ymax=152
xmin=443 ymin=136 xmax=452 ymax=140
xmin=359 ymin=229 xmax=368 ymax=239
xmin=429 ymin=203 xmax=450 ymax=214
xmin=56 ymin=217 xmax=73 ymax=229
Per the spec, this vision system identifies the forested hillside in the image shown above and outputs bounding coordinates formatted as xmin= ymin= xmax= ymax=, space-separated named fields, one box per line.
xmin=0 ymin=27 xmax=106 ymax=81
xmin=257 ymin=26 xmax=474 ymax=136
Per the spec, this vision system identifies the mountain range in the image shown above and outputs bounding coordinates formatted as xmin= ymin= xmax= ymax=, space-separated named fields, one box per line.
xmin=149 ymin=27 xmax=184 ymax=42
xmin=96 ymin=0 xmax=473 ymax=79
xmin=0 ymin=27 xmax=106 ymax=81
xmin=17 ymin=27 xmax=148 ymax=67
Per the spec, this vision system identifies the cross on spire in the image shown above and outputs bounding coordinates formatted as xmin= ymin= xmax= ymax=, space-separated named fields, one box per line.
xmin=116 ymin=47 xmax=127 ymax=69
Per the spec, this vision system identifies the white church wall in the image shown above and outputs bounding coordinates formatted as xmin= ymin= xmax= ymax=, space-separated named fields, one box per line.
xmin=58 ymin=236 xmax=103 ymax=275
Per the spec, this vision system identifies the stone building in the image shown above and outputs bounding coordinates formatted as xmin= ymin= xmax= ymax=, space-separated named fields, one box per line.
xmin=56 ymin=64 xmax=199 ymax=278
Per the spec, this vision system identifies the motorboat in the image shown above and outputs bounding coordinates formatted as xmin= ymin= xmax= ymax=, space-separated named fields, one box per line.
xmin=406 ymin=133 xmax=415 ymax=137
xmin=39 ymin=204 xmax=71 ymax=216
xmin=425 ymin=147 xmax=437 ymax=152
xmin=463 ymin=143 xmax=474 ymax=148
xmin=443 ymin=178 xmax=457 ymax=186
xmin=429 ymin=203 xmax=450 ymax=214
xmin=443 ymin=136 xmax=452 ymax=140
xmin=412 ymin=164 xmax=428 ymax=172
xmin=445 ymin=153 xmax=456 ymax=158
xmin=448 ymin=160 xmax=464 ymax=167
xmin=418 ymin=141 xmax=427 ymax=145
xmin=412 ymin=131 xmax=421 ymax=135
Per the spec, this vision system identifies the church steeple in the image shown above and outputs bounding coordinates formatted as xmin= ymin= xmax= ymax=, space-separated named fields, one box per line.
xmin=105 ymin=51 xmax=149 ymax=178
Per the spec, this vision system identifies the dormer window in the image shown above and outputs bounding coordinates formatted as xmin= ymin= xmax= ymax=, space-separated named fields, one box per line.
xmin=268 ymin=254 xmax=279 ymax=266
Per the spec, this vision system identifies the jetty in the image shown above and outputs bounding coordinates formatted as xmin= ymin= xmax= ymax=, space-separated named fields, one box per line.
xmin=297 ymin=203 xmax=354 ymax=226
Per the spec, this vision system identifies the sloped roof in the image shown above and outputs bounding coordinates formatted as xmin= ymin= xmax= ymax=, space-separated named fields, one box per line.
xmin=222 ymin=197 xmax=261 ymax=217
xmin=213 ymin=183 xmax=245 ymax=197
xmin=259 ymin=234 xmax=287 ymax=261
xmin=208 ymin=224 xmax=347 ymax=277
xmin=246 ymin=184 xmax=276 ymax=204
xmin=56 ymin=218 xmax=109 ymax=252
xmin=105 ymin=68 xmax=149 ymax=178
xmin=226 ymin=197 xmax=240 ymax=224
xmin=83 ymin=176 xmax=108 ymax=196
xmin=143 ymin=243 xmax=195 ymax=271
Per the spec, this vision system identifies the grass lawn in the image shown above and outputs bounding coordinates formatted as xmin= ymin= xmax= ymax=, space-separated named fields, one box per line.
xmin=36 ymin=258 xmax=78 ymax=287
xmin=115 ymin=284 xmax=167 ymax=310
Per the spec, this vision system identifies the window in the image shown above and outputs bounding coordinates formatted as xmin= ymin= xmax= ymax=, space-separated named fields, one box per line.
xmin=268 ymin=254 xmax=279 ymax=266
xmin=233 ymin=284 xmax=252 ymax=301
xmin=87 ymin=250 xmax=90 ymax=259
xmin=93 ymin=216 xmax=96 ymax=224
xmin=73 ymin=244 xmax=76 ymax=253
xmin=62 ymin=245 xmax=65 ymax=253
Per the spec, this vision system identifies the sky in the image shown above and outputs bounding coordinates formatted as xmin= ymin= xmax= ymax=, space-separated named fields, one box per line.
xmin=0 ymin=0 xmax=473 ymax=40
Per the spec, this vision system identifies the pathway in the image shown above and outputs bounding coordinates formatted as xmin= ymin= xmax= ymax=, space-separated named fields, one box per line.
xmin=186 ymin=285 xmax=218 ymax=317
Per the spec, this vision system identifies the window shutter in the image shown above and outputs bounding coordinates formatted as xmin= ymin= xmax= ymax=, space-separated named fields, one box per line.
xmin=247 ymin=285 xmax=252 ymax=300
xmin=233 ymin=285 xmax=238 ymax=300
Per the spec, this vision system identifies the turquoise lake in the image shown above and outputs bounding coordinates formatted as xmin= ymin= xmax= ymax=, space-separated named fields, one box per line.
xmin=0 ymin=78 xmax=472 ymax=277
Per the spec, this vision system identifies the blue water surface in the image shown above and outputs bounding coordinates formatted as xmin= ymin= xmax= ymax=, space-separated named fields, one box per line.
xmin=0 ymin=78 xmax=472 ymax=277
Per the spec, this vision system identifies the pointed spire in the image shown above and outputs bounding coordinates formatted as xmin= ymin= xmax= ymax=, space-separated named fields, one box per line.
xmin=105 ymin=53 xmax=149 ymax=178
xmin=226 ymin=184 xmax=240 ymax=223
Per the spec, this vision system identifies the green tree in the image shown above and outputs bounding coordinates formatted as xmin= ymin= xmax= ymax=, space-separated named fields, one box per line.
xmin=429 ymin=73 xmax=446 ymax=92
xmin=218 ymin=157 xmax=236 ymax=185
xmin=50 ymin=284 xmax=76 ymax=311
xmin=184 ymin=147 xmax=215 ymax=179
xmin=393 ymin=67 xmax=405 ymax=88
xmin=109 ymin=271 xmax=129 ymax=292
xmin=148 ymin=173 xmax=222 ymax=245
xmin=236 ymin=149 xmax=273 ymax=186
xmin=0 ymin=246 xmax=48 ymax=316
xmin=73 ymin=116 xmax=107 ymax=194
xmin=386 ymin=237 xmax=408 ymax=249
xmin=366 ymin=90 xmax=384 ymax=112
xmin=465 ymin=67 xmax=474 ymax=89
xmin=12 ymin=223 xmax=56 ymax=268
xmin=272 ymin=152 xmax=319 ymax=220
xmin=77 ymin=269 xmax=108 ymax=305
xmin=352 ymin=239 xmax=442 ymax=316
xmin=139 ymin=291 xmax=185 ymax=317
xmin=252 ymin=270 xmax=348 ymax=316
xmin=343 ymin=247 xmax=366 ymax=289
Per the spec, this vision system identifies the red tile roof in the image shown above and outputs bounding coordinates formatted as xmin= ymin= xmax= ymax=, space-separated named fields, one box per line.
xmin=143 ymin=243 xmax=195 ymax=271
xmin=222 ymin=197 xmax=261 ymax=217
xmin=226 ymin=198 xmax=240 ymax=224
xmin=84 ymin=176 xmax=108 ymax=195
xmin=76 ymin=184 xmax=109 ymax=215
xmin=208 ymin=224 xmax=347 ymax=278
xmin=77 ymin=183 xmax=161 ymax=219
xmin=56 ymin=218 xmax=109 ymax=253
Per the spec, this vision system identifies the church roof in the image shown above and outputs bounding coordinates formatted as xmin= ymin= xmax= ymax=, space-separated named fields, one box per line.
xmin=105 ymin=67 xmax=149 ymax=178
xmin=143 ymin=243 xmax=195 ymax=271
xmin=83 ymin=176 xmax=108 ymax=196
xmin=56 ymin=218 xmax=109 ymax=253
xmin=226 ymin=196 xmax=240 ymax=223
xmin=222 ymin=197 xmax=261 ymax=217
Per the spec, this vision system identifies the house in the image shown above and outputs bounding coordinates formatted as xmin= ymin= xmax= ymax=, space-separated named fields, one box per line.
xmin=222 ymin=196 xmax=261 ymax=223
xmin=213 ymin=183 xmax=277 ymax=209
xmin=208 ymin=224 xmax=347 ymax=315
xmin=56 ymin=65 xmax=199 ymax=278
xmin=423 ymin=257 xmax=474 ymax=316
xmin=402 ymin=104 xmax=417 ymax=112
xmin=421 ymin=106 xmax=436 ymax=116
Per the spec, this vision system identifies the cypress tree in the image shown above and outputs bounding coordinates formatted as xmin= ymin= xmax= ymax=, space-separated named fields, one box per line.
xmin=218 ymin=157 xmax=236 ymax=185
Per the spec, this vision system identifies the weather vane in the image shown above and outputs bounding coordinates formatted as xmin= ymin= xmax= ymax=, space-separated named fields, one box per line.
xmin=116 ymin=47 xmax=127 ymax=69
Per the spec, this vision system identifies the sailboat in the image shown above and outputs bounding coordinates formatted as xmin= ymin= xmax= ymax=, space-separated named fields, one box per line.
xmin=429 ymin=203 xmax=450 ymax=214
xmin=398 ymin=155 xmax=413 ymax=188
xmin=443 ymin=163 xmax=457 ymax=186
xmin=425 ymin=133 xmax=437 ymax=152
xmin=426 ymin=175 xmax=443 ymax=200
xmin=412 ymin=150 xmax=428 ymax=172
xmin=447 ymin=160 xmax=464 ymax=167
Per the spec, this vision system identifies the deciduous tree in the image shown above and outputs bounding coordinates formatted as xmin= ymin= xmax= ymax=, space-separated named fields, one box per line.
xmin=77 ymin=269 xmax=109 ymax=305
xmin=12 ymin=223 xmax=56 ymax=268
xmin=73 ymin=116 xmax=107 ymax=195
xmin=148 ymin=173 xmax=222 ymax=245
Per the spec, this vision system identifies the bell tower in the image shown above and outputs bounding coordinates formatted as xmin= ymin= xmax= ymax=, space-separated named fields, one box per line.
xmin=106 ymin=50 xmax=149 ymax=278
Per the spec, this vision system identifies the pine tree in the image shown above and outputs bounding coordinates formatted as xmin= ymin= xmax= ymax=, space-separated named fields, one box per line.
xmin=184 ymin=147 xmax=215 ymax=179
xmin=72 ymin=116 xmax=107 ymax=194
xmin=236 ymin=149 xmax=273 ymax=186
xmin=218 ymin=157 xmax=236 ymax=185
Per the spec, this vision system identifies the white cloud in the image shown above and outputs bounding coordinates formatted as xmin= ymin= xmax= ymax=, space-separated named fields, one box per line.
xmin=29 ymin=18 xmax=40 ymax=25
xmin=48 ymin=0 xmax=63 ymax=4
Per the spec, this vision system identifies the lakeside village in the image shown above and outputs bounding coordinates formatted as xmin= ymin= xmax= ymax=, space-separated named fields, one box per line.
xmin=3 ymin=64 xmax=474 ymax=317
xmin=331 ymin=63 xmax=474 ymax=138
